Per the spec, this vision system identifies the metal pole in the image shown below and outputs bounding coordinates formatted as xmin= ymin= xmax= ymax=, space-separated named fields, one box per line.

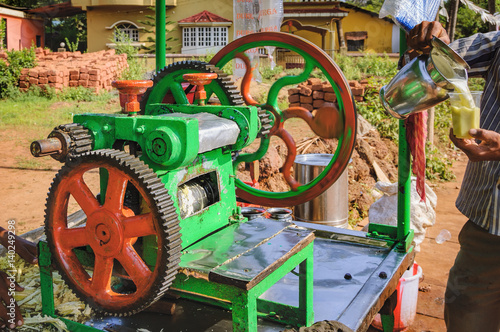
xmin=397 ymin=29 xmax=411 ymax=245
xmin=156 ymin=0 xmax=166 ymax=71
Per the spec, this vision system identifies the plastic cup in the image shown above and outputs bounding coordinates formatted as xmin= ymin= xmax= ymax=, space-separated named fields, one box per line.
xmin=449 ymin=91 xmax=482 ymax=139
xmin=435 ymin=229 xmax=451 ymax=244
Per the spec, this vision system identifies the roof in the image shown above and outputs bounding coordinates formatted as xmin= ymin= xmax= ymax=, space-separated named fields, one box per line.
xmin=0 ymin=3 xmax=27 ymax=11
xmin=337 ymin=2 xmax=393 ymax=23
xmin=283 ymin=1 xmax=393 ymax=23
xmin=26 ymin=2 xmax=84 ymax=18
xmin=284 ymin=7 xmax=349 ymax=16
xmin=179 ymin=10 xmax=232 ymax=23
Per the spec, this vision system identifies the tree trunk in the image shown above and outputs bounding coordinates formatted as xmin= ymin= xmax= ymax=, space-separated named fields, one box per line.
xmin=447 ymin=0 xmax=459 ymax=42
xmin=427 ymin=108 xmax=435 ymax=146
xmin=488 ymin=0 xmax=496 ymax=31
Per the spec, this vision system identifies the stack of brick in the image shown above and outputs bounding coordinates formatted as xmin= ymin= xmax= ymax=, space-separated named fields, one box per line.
xmin=18 ymin=49 xmax=128 ymax=93
xmin=287 ymin=78 xmax=368 ymax=112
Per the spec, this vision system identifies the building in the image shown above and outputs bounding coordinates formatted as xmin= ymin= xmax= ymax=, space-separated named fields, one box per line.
xmin=68 ymin=0 xmax=398 ymax=55
xmin=0 ymin=3 xmax=45 ymax=51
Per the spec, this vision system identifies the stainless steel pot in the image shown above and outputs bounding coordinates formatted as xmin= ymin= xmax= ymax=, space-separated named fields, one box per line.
xmin=294 ymin=154 xmax=348 ymax=228
xmin=380 ymin=37 xmax=470 ymax=119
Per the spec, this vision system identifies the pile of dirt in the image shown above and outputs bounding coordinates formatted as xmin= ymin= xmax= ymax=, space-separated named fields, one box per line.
xmin=238 ymin=115 xmax=398 ymax=224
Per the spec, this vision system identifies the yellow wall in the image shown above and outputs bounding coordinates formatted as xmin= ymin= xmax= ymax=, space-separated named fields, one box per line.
xmin=86 ymin=6 xmax=155 ymax=52
xmin=339 ymin=8 xmax=393 ymax=53
xmin=281 ymin=4 xmax=394 ymax=54
xmin=85 ymin=0 xmax=233 ymax=53
xmin=166 ymin=0 xmax=233 ymax=53
xmin=84 ymin=1 xmax=393 ymax=54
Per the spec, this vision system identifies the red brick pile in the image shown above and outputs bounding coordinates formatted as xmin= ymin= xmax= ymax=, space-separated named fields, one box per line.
xmin=18 ymin=48 xmax=128 ymax=93
xmin=287 ymin=78 xmax=368 ymax=112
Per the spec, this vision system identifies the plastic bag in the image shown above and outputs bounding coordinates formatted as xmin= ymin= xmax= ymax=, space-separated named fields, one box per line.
xmin=379 ymin=0 xmax=441 ymax=32
xmin=368 ymin=178 xmax=437 ymax=252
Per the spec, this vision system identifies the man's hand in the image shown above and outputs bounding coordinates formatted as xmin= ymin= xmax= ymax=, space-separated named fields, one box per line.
xmin=450 ymin=128 xmax=500 ymax=161
xmin=408 ymin=21 xmax=451 ymax=54
xmin=0 ymin=227 xmax=37 ymax=265
xmin=0 ymin=271 xmax=24 ymax=329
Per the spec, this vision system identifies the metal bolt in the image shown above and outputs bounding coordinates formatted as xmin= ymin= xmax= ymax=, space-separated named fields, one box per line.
xmin=135 ymin=126 xmax=145 ymax=134
xmin=379 ymin=271 xmax=387 ymax=279
xmin=103 ymin=124 xmax=111 ymax=132
xmin=344 ymin=273 xmax=352 ymax=280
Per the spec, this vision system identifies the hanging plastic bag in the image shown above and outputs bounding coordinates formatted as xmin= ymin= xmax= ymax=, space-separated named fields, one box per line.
xmin=379 ymin=0 xmax=441 ymax=32
xmin=368 ymin=179 xmax=437 ymax=252
xmin=233 ymin=0 xmax=261 ymax=80
xmin=258 ymin=0 xmax=284 ymax=70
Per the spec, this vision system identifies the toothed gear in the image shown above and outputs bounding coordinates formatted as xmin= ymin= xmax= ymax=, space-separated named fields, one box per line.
xmin=140 ymin=60 xmax=243 ymax=114
xmin=257 ymin=108 xmax=272 ymax=138
xmin=48 ymin=123 xmax=93 ymax=162
xmin=45 ymin=149 xmax=181 ymax=315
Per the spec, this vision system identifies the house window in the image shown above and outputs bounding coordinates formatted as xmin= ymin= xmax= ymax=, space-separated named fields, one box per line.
xmin=347 ymin=39 xmax=365 ymax=52
xmin=182 ymin=27 xmax=228 ymax=48
xmin=115 ymin=23 xmax=139 ymax=42
xmin=345 ymin=31 xmax=368 ymax=52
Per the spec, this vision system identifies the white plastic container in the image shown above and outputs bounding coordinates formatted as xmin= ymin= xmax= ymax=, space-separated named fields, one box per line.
xmin=371 ymin=263 xmax=423 ymax=331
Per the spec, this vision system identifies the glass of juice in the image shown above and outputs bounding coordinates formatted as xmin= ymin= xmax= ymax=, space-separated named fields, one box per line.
xmin=449 ymin=91 xmax=482 ymax=139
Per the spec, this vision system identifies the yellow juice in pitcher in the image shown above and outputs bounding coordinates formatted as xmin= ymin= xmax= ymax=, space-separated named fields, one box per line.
xmin=449 ymin=79 xmax=481 ymax=139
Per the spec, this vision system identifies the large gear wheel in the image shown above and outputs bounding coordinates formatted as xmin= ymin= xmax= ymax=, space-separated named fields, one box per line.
xmin=140 ymin=60 xmax=243 ymax=114
xmin=210 ymin=32 xmax=357 ymax=207
xmin=44 ymin=149 xmax=181 ymax=315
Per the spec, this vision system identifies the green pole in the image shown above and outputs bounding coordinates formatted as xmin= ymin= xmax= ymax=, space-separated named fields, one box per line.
xmin=397 ymin=29 xmax=412 ymax=246
xmin=156 ymin=0 xmax=166 ymax=71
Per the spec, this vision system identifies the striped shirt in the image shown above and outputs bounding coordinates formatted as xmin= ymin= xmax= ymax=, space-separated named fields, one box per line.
xmin=451 ymin=31 xmax=500 ymax=235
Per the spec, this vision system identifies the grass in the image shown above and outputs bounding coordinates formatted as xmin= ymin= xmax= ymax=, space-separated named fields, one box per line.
xmin=0 ymin=90 xmax=120 ymax=139
xmin=15 ymin=157 xmax=52 ymax=171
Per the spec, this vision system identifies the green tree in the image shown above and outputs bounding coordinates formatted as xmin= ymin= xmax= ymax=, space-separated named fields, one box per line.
xmin=0 ymin=47 xmax=36 ymax=98
xmin=113 ymin=28 xmax=146 ymax=80
xmin=443 ymin=0 xmax=500 ymax=40
xmin=48 ymin=14 xmax=87 ymax=52
xmin=138 ymin=7 xmax=177 ymax=54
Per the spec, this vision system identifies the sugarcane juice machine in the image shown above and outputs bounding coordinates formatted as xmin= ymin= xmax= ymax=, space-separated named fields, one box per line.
xmin=30 ymin=18 xmax=415 ymax=332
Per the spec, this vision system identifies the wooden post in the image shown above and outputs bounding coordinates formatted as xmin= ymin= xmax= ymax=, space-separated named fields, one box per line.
xmin=337 ymin=19 xmax=346 ymax=54
xmin=447 ymin=0 xmax=459 ymax=42
xmin=427 ymin=108 xmax=435 ymax=146
xmin=488 ymin=0 xmax=496 ymax=32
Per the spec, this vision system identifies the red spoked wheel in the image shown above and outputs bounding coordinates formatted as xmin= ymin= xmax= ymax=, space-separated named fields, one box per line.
xmin=210 ymin=32 xmax=357 ymax=207
xmin=45 ymin=149 xmax=181 ymax=315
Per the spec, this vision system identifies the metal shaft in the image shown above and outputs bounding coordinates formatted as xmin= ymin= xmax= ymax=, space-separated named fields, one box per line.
xmin=30 ymin=138 xmax=62 ymax=157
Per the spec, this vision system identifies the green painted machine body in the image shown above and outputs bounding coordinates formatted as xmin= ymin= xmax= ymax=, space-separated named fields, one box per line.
xmin=74 ymin=103 xmax=260 ymax=249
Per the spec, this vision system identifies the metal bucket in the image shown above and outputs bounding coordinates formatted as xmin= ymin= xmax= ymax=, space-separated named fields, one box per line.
xmin=294 ymin=154 xmax=348 ymax=228
xmin=380 ymin=37 xmax=470 ymax=119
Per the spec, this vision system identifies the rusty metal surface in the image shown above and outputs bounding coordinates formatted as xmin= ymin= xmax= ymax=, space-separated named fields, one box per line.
xmin=180 ymin=218 xmax=293 ymax=273
xmin=209 ymin=227 xmax=314 ymax=289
